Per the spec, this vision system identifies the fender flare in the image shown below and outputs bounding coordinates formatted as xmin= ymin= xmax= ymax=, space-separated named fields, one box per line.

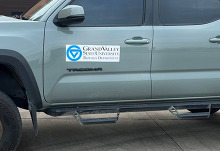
xmin=0 ymin=49 xmax=42 ymax=109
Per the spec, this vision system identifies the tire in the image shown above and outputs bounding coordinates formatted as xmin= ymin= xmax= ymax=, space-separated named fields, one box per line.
xmin=188 ymin=108 xmax=219 ymax=114
xmin=0 ymin=91 xmax=22 ymax=151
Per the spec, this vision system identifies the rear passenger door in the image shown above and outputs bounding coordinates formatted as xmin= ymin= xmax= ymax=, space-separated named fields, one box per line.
xmin=44 ymin=0 xmax=153 ymax=104
xmin=152 ymin=0 xmax=220 ymax=99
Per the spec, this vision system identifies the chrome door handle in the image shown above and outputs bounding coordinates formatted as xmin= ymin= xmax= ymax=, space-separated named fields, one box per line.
xmin=125 ymin=37 xmax=150 ymax=45
xmin=209 ymin=36 xmax=220 ymax=43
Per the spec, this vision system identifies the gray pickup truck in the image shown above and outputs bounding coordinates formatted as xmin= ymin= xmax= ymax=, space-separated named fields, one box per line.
xmin=0 ymin=0 xmax=220 ymax=150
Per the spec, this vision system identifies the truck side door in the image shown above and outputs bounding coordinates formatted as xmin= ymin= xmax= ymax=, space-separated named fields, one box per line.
xmin=43 ymin=0 xmax=153 ymax=104
xmin=152 ymin=0 xmax=220 ymax=99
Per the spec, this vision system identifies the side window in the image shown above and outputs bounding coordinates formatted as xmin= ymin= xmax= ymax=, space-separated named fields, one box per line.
xmin=159 ymin=0 xmax=220 ymax=25
xmin=71 ymin=0 xmax=144 ymax=26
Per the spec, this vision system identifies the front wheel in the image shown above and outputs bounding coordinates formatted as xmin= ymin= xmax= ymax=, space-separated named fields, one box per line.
xmin=0 ymin=91 xmax=22 ymax=151
xmin=187 ymin=108 xmax=219 ymax=114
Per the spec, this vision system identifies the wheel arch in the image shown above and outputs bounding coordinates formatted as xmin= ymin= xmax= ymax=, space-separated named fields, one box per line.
xmin=0 ymin=49 xmax=42 ymax=110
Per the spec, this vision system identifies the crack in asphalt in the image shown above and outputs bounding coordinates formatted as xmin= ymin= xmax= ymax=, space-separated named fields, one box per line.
xmin=146 ymin=112 xmax=184 ymax=151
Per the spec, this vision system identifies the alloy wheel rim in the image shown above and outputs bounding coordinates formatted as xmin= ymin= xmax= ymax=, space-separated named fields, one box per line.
xmin=0 ymin=120 xmax=3 ymax=141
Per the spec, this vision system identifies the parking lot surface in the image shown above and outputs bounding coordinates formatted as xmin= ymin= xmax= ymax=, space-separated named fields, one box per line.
xmin=17 ymin=109 xmax=220 ymax=151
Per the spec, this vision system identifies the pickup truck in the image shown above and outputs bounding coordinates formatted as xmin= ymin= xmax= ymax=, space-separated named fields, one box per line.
xmin=0 ymin=0 xmax=220 ymax=150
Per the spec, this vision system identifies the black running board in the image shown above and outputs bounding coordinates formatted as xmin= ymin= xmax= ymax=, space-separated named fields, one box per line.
xmin=44 ymin=101 xmax=220 ymax=125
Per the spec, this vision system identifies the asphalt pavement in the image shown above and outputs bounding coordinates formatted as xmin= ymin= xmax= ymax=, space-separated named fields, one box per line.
xmin=17 ymin=109 xmax=220 ymax=151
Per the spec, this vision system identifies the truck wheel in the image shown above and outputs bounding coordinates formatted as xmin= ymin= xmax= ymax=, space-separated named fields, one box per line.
xmin=188 ymin=108 xmax=219 ymax=114
xmin=0 ymin=91 xmax=22 ymax=151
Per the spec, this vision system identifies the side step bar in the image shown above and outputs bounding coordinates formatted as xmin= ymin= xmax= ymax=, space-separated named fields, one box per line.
xmin=169 ymin=105 xmax=211 ymax=119
xmin=74 ymin=110 xmax=120 ymax=125
xmin=45 ymin=101 xmax=220 ymax=125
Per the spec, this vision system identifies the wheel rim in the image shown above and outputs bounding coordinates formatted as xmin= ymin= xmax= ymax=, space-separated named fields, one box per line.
xmin=0 ymin=120 xmax=3 ymax=141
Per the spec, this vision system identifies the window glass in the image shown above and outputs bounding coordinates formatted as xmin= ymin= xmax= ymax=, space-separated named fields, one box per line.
xmin=159 ymin=0 xmax=220 ymax=25
xmin=24 ymin=0 xmax=59 ymax=21
xmin=71 ymin=0 xmax=144 ymax=26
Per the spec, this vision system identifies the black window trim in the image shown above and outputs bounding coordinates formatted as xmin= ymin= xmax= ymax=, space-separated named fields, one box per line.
xmin=144 ymin=0 xmax=153 ymax=26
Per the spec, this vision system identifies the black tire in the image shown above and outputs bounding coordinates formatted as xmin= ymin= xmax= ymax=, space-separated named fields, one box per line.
xmin=0 ymin=91 xmax=22 ymax=151
xmin=188 ymin=108 xmax=219 ymax=114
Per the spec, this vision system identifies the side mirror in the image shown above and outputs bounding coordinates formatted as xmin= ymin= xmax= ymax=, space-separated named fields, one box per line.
xmin=54 ymin=5 xmax=85 ymax=27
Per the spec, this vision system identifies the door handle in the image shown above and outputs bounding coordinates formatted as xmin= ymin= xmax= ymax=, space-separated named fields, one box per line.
xmin=125 ymin=37 xmax=150 ymax=45
xmin=209 ymin=36 xmax=220 ymax=43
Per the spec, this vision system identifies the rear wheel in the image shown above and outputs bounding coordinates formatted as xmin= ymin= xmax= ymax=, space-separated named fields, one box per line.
xmin=188 ymin=108 xmax=219 ymax=114
xmin=0 ymin=91 xmax=22 ymax=151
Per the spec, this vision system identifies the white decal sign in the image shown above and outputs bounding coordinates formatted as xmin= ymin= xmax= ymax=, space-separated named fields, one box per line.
xmin=66 ymin=45 xmax=120 ymax=62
